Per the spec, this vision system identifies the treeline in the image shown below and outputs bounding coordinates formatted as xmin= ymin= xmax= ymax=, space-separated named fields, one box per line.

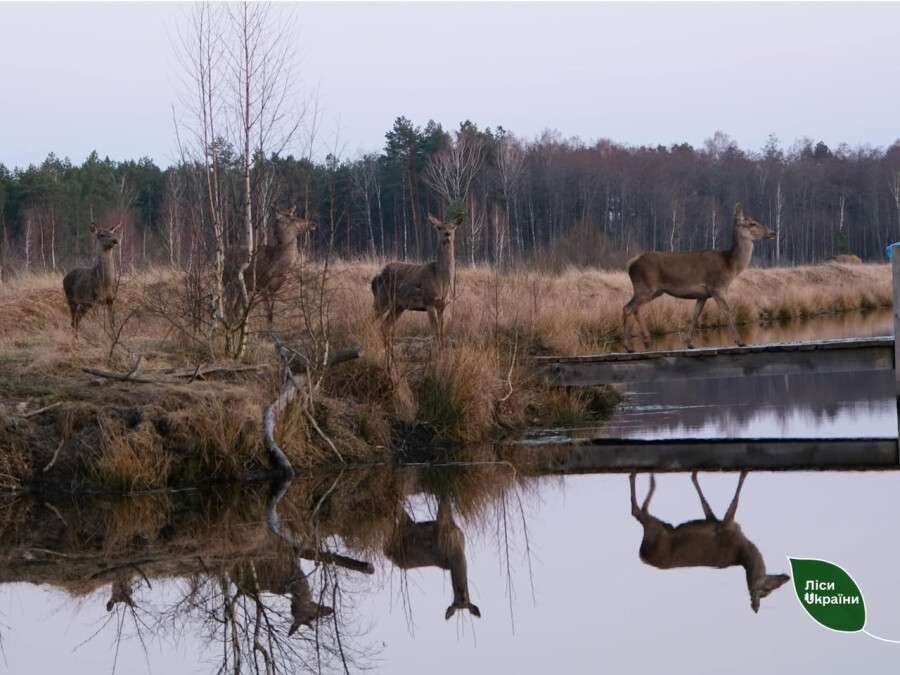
xmin=2 ymin=121 xmax=900 ymax=278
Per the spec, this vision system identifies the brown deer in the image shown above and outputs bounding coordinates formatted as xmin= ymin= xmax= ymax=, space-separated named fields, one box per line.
xmin=383 ymin=497 xmax=481 ymax=620
xmin=622 ymin=203 xmax=775 ymax=351
xmin=62 ymin=222 xmax=120 ymax=336
xmin=225 ymin=207 xmax=313 ymax=328
xmin=231 ymin=557 xmax=333 ymax=635
xmin=106 ymin=573 xmax=135 ymax=612
xmin=371 ymin=215 xmax=456 ymax=351
xmin=629 ymin=471 xmax=790 ymax=613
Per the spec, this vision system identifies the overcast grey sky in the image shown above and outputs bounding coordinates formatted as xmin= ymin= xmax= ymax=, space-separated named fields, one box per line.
xmin=2 ymin=1 xmax=899 ymax=170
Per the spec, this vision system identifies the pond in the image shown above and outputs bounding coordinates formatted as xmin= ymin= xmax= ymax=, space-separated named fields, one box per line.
xmin=1 ymin=309 xmax=898 ymax=674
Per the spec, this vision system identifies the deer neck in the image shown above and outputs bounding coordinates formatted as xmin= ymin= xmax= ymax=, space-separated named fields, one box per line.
xmin=727 ymin=228 xmax=754 ymax=274
xmin=96 ymin=247 xmax=117 ymax=287
xmin=739 ymin=538 xmax=766 ymax=590
xmin=436 ymin=236 xmax=455 ymax=288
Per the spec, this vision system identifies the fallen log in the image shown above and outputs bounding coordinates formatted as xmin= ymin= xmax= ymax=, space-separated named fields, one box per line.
xmin=262 ymin=341 xmax=363 ymax=478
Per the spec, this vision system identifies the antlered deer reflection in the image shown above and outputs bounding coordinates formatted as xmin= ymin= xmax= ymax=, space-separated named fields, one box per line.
xmin=629 ymin=471 xmax=789 ymax=612
xmin=384 ymin=497 xmax=481 ymax=620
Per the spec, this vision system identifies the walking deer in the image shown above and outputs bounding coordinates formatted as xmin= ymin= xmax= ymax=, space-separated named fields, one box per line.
xmin=622 ymin=203 xmax=775 ymax=351
xmin=371 ymin=215 xmax=456 ymax=352
xmin=62 ymin=222 xmax=120 ymax=336
xmin=225 ymin=207 xmax=313 ymax=327
xmin=629 ymin=471 xmax=790 ymax=613
xmin=383 ymin=497 xmax=481 ymax=620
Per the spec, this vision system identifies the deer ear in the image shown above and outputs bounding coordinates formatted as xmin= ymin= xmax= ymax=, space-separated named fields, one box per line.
xmin=110 ymin=223 xmax=122 ymax=234
xmin=288 ymin=205 xmax=296 ymax=216
xmin=445 ymin=605 xmax=456 ymax=620
xmin=90 ymin=222 xmax=98 ymax=234
xmin=468 ymin=603 xmax=481 ymax=618
xmin=734 ymin=203 xmax=744 ymax=220
xmin=428 ymin=215 xmax=442 ymax=228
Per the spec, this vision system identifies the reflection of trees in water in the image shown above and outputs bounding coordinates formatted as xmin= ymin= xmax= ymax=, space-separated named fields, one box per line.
xmin=0 ymin=458 xmax=537 ymax=672
xmin=616 ymin=370 xmax=892 ymax=436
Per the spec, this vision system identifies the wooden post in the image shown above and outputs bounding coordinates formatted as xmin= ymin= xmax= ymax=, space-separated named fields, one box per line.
xmin=894 ymin=250 xmax=900 ymax=395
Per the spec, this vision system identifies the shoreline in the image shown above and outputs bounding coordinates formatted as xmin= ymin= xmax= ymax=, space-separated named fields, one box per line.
xmin=0 ymin=261 xmax=889 ymax=493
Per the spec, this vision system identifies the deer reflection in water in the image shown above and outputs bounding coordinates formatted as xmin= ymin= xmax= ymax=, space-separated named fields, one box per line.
xmin=230 ymin=556 xmax=334 ymax=636
xmin=629 ymin=471 xmax=790 ymax=612
xmin=384 ymin=496 xmax=481 ymax=620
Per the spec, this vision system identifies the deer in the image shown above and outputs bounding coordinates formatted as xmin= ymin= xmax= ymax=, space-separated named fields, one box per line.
xmin=62 ymin=222 xmax=120 ymax=336
xmin=629 ymin=471 xmax=790 ymax=613
xmin=225 ymin=206 xmax=314 ymax=328
xmin=230 ymin=557 xmax=333 ymax=635
xmin=622 ymin=203 xmax=775 ymax=351
xmin=105 ymin=573 xmax=135 ymax=612
xmin=383 ymin=496 xmax=481 ymax=621
xmin=371 ymin=215 xmax=456 ymax=353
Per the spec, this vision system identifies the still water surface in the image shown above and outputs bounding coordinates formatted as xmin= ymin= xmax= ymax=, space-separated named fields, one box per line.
xmin=2 ymin=311 xmax=898 ymax=674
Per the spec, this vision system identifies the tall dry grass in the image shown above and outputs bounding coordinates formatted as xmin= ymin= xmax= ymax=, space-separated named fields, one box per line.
xmin=0 ymin=260 xmax=889 ymax=487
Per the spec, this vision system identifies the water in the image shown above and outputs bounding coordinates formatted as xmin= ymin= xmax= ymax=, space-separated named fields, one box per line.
xmin=2 ymin=310 xmax=899 ymax=674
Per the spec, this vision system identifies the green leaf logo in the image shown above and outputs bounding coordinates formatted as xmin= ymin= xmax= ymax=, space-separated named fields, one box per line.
xmin=788 ymin=557 xmax=865 ymax=632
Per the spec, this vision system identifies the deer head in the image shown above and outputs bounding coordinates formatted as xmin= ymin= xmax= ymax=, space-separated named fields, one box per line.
xmin=274 ymin=207 xmax=313 ymax=245
xmin=90 ymin=222 xmax=121 ymax=251
xmin=288 ymin=603 xmax=334 ymax=635
xmin=749 ymin=572 xmax=791 ymax=613
xmin=734 ymin=203 xmax=776 ymax=241
xmin=428 ymin=214 xmax=457 ymax=246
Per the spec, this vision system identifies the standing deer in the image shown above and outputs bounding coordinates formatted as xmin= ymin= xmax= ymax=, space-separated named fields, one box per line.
xmin=62 ymin=222 xmax=120 ymax=336
xmin=622 ymin=203 xmax=775 ymax=351
xmin=371 ymin=215 xmax=456 ymax=352
xmin=230 ymin=557 xmax=333 ymax=635
xmin=105 ymin=573 xmax=135 ymax=612
xmin=629 ymin=471 xmax=790 ymax=613
xmin=225 ymin=207 xmax=313 ymax=328
xmin=383 ymin=497 xmax=481 ymax=620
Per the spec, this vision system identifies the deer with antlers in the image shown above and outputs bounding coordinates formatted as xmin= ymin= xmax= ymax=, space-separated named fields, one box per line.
xmin=622 ymin=203 xmax=775 ymax=351
xmin=225 ymin=206 xmax=313 ymax=328
xmin=371 ymin=215 xmax=457 ymax=353
xmin=62 ymin=222 xmax=121 ymax=336
xmin=629 ymin=471 xmax=790 ymax=613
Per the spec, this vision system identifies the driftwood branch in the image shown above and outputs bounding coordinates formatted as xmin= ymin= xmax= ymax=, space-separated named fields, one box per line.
xmin=262 ymin=340 xmax=362 ymax=478
xmin=83 ymin=356 xmax=152 ymax=383
xmin=82 ymin=359 xmax=269 ymax=385
xmin=20 ymin=401 xmax=62 ymax=419
xmin=265 ymin=476 xmax=374 ymax=575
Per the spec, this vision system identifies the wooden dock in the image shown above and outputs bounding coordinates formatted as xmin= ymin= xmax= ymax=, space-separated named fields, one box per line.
xmin=535 ymin=336 xmax=894 ymax=387
xmin=510 ymin=436 xmax=899 ymax=474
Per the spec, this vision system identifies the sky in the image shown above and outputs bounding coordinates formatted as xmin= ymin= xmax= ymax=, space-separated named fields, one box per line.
xmin=1 ymin=1 xmax=899 ymax=170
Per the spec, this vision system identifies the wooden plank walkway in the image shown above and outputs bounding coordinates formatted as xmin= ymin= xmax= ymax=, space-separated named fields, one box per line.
xmin=511 ymin=436 xmax=900 ymax=474
xmin=535 ymin=336 xmax=894 ymax=387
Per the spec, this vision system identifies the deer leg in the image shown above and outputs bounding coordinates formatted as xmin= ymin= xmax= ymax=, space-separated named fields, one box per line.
xmin=634 ymin=306 xmax=653 ymax=350
xmin=622 ymin=301 xmax=636 ymax=352
xmin=712 ymin=292 xmax=744 ymax=347
xmin=266 ymin=294 xmax=275 ymax=330
xmin=381 ymin=307 xmax=403 ymax=365
xmin=723 ymin=471 xmax=748 ymax=524
xmin=685 ymin=298 xmax=707 ymax=349
xmin=427 ymin=307 xmax=440 ymax=349
xmin=691 ymin=471 xmax=717 ymax=520
xmin=641 ymin=473 xmax=656 ymax=512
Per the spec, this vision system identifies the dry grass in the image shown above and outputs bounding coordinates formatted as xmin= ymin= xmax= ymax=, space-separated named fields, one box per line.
xmin=323 ymin=260 xmax=891 ymax=356
xmin=94 ymin=416 xmax=172 ymax=491
xmin=0 ymin=260 xmax=888 ymax=489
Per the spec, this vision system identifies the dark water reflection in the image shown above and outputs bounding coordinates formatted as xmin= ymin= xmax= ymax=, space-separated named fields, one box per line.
xmin=3 ymin=466 xmax=900 ymax=674
xmin=538 ymin=309 xmax=897 ymax=441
